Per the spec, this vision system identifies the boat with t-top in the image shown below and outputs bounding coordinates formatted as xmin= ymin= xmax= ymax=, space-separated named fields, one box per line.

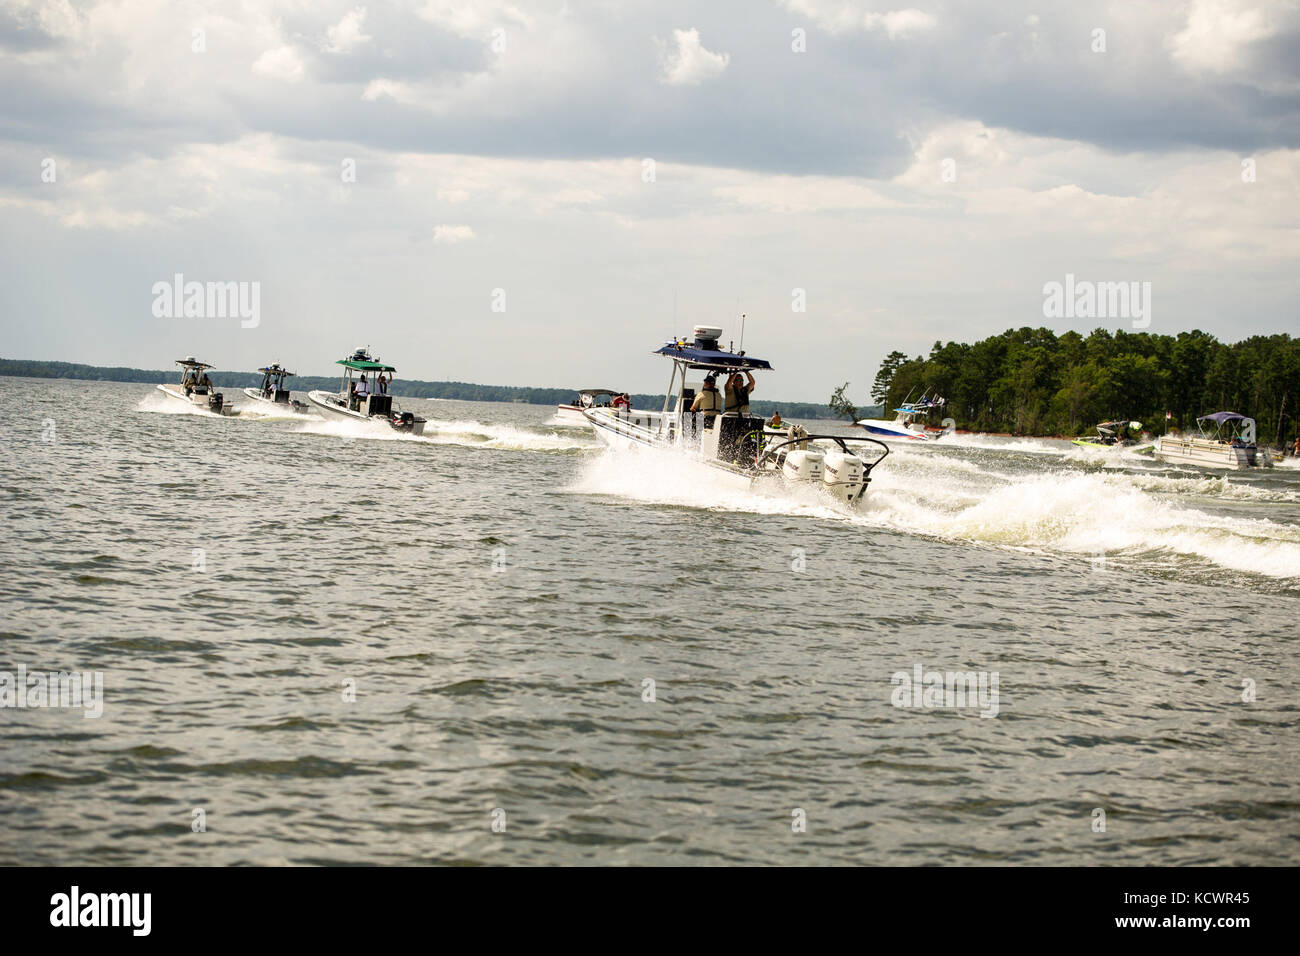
xmin=1072 ymin=419 xmax=1152 ymax=452
xmin=556 ymin=388 xmax=622 ymax=425
xmin=242 ymin=364 xmax=313 ymax=416
xmin=306 ymin=348 xmax=427 ymax=435
xmin=156 ymin=358 xmax=237 ymax=415
xmin=855 ymin=393 xmax=948 ymax=442
xmin=583 ymin=325 xmax=889 ymax=505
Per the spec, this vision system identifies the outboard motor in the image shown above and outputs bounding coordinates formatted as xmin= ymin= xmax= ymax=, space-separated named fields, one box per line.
xmin=822 ymin=450 xmax=867 ymax=503
xmin=208 ymin=393 xmax=224 ymax=412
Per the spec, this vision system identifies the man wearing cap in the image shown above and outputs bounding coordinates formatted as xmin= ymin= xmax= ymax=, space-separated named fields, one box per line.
xmin=690 ymin=375 xmax=722 ymax=420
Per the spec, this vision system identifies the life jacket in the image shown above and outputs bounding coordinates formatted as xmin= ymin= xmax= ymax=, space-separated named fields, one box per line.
xmin=695 ymin=386 xmax=720 ymax=414
xmin=725 ymin=383 xmax=749 ymax=412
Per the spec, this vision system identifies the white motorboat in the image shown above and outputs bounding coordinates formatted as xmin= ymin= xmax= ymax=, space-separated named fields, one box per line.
xmin=306 ymin=348 xmax=427 ymax=435
xmin=556 ymin=388 xmax=622 ymax=425
xmin=242 ymin=364 xmax=314 ymax=416
xmin=1154 ymin=412 xmax=1272 ymax=470
xmin=583 ymin=325 xmax=889 ymax=505
xmin=156 ymin=358 xmax=237 ymax=415
xmin=856 ymin=393 xmax=948 ymax=442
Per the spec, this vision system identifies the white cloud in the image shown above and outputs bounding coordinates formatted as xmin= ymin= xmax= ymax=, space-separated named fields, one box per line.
xmin=658 ymin=28 xmax=730 ymax=86
xmin=252 ymin=45 xmax=305 ymax=82
xmin=433 ymin=224 xmax=475 ymax=242
xmin=1168 ymin=0 xmax=1280 ymax=74
xmin=783 ymin=2 xmax=937 ymax=38
xmin=324 ymin=6 xmax=372 ymax=54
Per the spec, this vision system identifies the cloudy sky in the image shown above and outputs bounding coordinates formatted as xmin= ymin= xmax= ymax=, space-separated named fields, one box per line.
xmin=2 ymin=0 xmax=1297 ymax=401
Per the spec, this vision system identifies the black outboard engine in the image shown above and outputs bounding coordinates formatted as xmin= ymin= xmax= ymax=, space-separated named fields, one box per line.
xmin=395 ymin=411 xmax=415 ymax=430
xmin=208 ymin=393 xmax=224 ymax=412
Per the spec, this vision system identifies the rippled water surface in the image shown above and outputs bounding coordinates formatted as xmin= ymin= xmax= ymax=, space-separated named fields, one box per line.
xmin=2 ymin=378 xmax=1298 ymax=865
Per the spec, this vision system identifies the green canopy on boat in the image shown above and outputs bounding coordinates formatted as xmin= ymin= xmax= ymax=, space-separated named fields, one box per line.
xmin=336 ymin=359 xmax=396 ymax=372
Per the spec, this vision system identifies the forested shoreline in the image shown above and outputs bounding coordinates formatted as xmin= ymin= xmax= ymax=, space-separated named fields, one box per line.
xmin=859 ymin=329 xmax=1299 ymax=445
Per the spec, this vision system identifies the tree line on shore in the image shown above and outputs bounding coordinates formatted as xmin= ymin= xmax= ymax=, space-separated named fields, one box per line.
xmin=0 ymin=358 xmax=839 ymax=420
xmin=849 ymin=328 xmax=1299 ymax=445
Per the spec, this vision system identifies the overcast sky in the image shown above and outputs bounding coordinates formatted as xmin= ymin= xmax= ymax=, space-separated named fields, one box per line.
xmin=2 ymin=0 xmax=1298 ymax=402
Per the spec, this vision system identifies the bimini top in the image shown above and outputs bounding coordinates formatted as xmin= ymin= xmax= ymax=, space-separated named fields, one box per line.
xmin=337 ymin=358 xmax=396 ymax=372
xmin=654 ymin=341 xmax=773 ymax=372
xmin=258 ymin=365 xmax=295 ymax=376
xmin=1199 ymin=411 xmax=1251 ymax=424
xmin=175 ymin=358 xmax=212 ymax=369
xmin=579 ymin=387 xmax=618 ymax=395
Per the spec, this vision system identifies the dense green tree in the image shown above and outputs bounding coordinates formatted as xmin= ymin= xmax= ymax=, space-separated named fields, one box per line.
xmin=857 ymin=329 xmax=1299 ymax=444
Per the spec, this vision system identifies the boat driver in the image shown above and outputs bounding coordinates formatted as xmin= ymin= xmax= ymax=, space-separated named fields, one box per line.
xmin=690 ymin=375 xmax=722 ymax=421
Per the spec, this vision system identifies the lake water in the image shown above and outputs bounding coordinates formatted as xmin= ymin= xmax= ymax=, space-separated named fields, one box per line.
xmin=1 ymin=377 xmax=1297 ymax=864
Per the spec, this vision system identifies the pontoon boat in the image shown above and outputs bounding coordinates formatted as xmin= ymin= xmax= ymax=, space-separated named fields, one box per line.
xmin=1154 ymin=412 xmax=1272 ymax=470
xmin=156 ymin=358 xmax=237 ymax=415
xmin=242 ymin=364 xmax=313 ymax=416
xmin=306 ymin=348 xmax=427 ymax=435
xmin=583 ymin=325 xmax=888 ymax=505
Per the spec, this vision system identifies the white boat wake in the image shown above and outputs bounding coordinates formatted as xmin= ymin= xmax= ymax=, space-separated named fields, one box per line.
xmin=572 ymin=443 xmax=1300 ymax=586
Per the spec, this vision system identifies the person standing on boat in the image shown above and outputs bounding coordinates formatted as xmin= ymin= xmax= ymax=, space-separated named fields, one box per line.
xmin=376 ymin=373 xmax=389 ymax=395
xmin=690 ymin=375 xmax=722 ymax=420
xmin=768 ymin=410 xmax=783 ymax=429
xmin=725 ymin=370 xmax=755 ymax=416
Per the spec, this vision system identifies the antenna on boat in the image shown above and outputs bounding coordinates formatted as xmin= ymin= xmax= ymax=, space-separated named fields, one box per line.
xmin=739 ymin=313 xmax=746 ymax=354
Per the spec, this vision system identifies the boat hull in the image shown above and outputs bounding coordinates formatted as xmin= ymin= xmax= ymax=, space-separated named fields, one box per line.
xmin=306 ymin=390 xmax=426 ymax=435
xmin=241 ymin=389 xmax=315 ymax=416
xmin=555 ymin=405 xmax=591 ymax=426
xmin=856 ymin=418 xmax=933 ymax=441
xmin=156 ymin=383 xmax=237 ymax=415
xmin=1154 ymin=435 xmax=1270 ymax=470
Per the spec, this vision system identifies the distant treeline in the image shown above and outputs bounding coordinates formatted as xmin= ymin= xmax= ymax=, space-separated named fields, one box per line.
xmin=864 ymin=329 xmax=1300 ymax=443
xmin=0 ymin=358 xmax=841 ymax=420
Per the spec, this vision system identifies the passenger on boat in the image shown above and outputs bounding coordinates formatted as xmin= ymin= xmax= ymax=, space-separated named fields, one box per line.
xmin=768 ymin=411 xmax=783 ymax=429
xmin=198 ymin=371 xmax=212 ymax=390
xmin=356 ymin=375 xmax=370 ymax=401
xmin=725 ymin=370 xmax=755 ymax=416
xmin=690 ymin=375 xmax=721 ymax=419
xmin=612 ymin=393 xmax=630 ymax=410
xmin=376 ymin=373 xmax=389 ymax=395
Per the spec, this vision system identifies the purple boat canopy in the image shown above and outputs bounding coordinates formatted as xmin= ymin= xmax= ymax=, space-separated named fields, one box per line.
xmin=1198 ymin=411 xmax=1251 ymax=423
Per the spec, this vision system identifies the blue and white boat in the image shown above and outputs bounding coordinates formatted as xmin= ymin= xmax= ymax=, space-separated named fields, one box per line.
xmin=583 ymin=325 xmax=889 ymax=506
xmin=856 ymin=393 xmax=947 ymax=442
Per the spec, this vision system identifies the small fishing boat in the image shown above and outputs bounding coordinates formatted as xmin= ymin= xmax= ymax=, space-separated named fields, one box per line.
xmin=1154 ymin=412 xmax=1272 ymax=470
xmin=306 ymin=348 xmax=427 ymax=435
xmin=156 ymin=358 xmax=237 ymax=415
xmin=556 ymin=388 xmax=621 ymax=425
xmin=583 ymin=325 xmax=889 ymax=505
xmin=1072 ymin=420 xmax=1152 ymax=452
xmin=242 ymin=364 xmax=313 ymax=416
xmin=855 ymin=393 xmax=947 ymax=442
